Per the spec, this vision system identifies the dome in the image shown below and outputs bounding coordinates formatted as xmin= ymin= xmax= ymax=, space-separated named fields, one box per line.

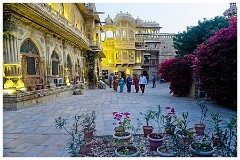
xmin=105 ymin=15 xmax=112 ymax=25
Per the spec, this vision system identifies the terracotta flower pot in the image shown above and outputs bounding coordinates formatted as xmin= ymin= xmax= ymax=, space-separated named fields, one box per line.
xmin=147 ymin=133 xmax=164 ymax=151
xmin=142 ymin=126 xmax=154 ymax=137
xmin=194 ymin=124 xmax=206 ymax=135
xmin=79 ymin=139 xmax=93 ymax=156
xmin=84 ymin=130 xmax=94 ymax=139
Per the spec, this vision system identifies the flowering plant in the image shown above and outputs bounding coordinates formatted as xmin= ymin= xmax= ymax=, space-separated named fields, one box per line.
xmin=113 ymin=112 xmax=131 ymax=133
xmin=163 ymin=106 xmax=177 ymax=133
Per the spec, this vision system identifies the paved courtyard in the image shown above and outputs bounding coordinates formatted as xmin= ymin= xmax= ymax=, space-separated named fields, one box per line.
xmin=3 ymin=82 xmax=237 ymax=157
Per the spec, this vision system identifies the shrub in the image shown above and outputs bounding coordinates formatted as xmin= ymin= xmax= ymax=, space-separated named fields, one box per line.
xmin=195 ymin=17 xmax=237 ymax=108
xmin=158 ymin=54 xmax=195 ymax=96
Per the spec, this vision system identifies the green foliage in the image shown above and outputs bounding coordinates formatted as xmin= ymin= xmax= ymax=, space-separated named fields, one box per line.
xmin=173 ymin=16 xmax=228 ymax=56
xmin=139 ymin=109 xmax=155 ymax=126
xmin=55 ymin=116 xmax=83 ymax=157
xmin=210 ymin=113 xmax=237 ymax=157
xmin=196 ymin=98 xmax=208 ymax=124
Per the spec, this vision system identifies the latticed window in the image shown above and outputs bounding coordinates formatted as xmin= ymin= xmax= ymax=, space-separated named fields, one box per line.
xmin=20 ymin=39 xmax=39 ymax=75
xmin=67 ymin=54 xmax=72 ymax=69
xmin=51 ymin=51 xmax=59 ymax=75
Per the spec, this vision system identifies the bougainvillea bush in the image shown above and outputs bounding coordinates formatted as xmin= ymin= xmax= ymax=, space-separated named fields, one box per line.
xmin=195 ymin=17 xmax=237 ymax=108
xmin=158 ymin=54 xmax=195 ymax=97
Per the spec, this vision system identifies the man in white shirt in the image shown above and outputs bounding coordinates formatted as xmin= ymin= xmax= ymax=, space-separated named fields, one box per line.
xmin=139 ymin=74 xmax=147 ymax=94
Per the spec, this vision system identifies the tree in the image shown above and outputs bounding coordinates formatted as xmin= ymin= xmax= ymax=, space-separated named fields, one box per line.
xmin=158 ymin=54 xmax=195 ymax=97
xmin=195 ymin=17 xmax=237 ymax=108
xmin=173 ymin=16 xmax=229 ymax=56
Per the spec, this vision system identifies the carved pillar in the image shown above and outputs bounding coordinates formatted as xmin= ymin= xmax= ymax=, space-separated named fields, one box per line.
xmin=3 ymin=14 xmax=26 ymax=93
xmin=44 ymin=33 xmax=53 ymax=86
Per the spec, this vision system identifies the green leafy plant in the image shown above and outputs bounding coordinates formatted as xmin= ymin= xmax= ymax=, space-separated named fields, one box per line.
xmin=139 ymin=109 xmax=155 ymax=126
xmin=210 ymin=113 xmax=237 ymax=157
xmin=81 ymin=111 xmax=96 ymax=134
xmin=55 ymin=116 xmax=83 ymax=157
xmin=196 ymin=98 xmax=208 ymax=124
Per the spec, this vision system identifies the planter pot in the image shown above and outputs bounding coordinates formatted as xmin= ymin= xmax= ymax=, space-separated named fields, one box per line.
xmin=142 ymin=126 xmax=154 ymax=137
xmin=177 ymin=134 xmax=193 ymax=147
xmin=84 ymin=130 xmax=94 ymax=139
xmin=114 ymin=127 xmax=124 ymax=134
xmin=147 ymin=133 xmax=164 ymax=151
xmin=36 ymin=84 xmax=43 ymax=90
xmin=115 ymin=145 xmax=140 ymax=157
xmin=157 ymin=146 xmax=175 ymax=157
xmin=113 ymin=132 xmax=132 ymax=147
xmin=165 ymin=127 xmax=175 ymax=135
xmin=212 ymin=134 xmax=225 ymax=146
xmin=79 ymin=139 xmax=93 ymax=156
xmin=194 ymin=124 xmax=206 ymax=135
xmin=29 ymin=86 xmax=36 ymax=91
xmin=189 ymin=143 xmax=215 ymax=157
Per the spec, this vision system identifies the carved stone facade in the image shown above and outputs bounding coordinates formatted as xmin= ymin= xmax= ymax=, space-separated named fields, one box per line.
xmin=101 ymin=12 xmax=176 ymax=81
xmin=3 ymin=3 xmax=104 ymax=109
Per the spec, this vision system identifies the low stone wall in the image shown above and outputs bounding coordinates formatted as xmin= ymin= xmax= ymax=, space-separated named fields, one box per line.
xmin=3 ymin=86 xmax=74 ymax=110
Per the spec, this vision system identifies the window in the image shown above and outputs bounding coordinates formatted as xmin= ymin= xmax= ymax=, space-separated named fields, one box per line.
xmin=144 ymin=56 xmax=150 ymax=64
xmin=122 ymin=30 xmax=127 ymax=37
xmin=20 ymin=39 xmax=39 ymax=75
xmin=51 ymin=51 xmax=59 ymax=75
xmin=67 ymin=54 xmax=72 ymax=69
xmin=102 ymin=70 xmax=108 ymax=79
xmin=115 ymin=30 xmax=120 ymax=37
xmin=58 ymin=3 xmax=64 ymax=15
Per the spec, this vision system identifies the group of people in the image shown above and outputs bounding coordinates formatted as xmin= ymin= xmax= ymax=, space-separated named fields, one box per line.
xmin=108 ymin=74 xmax=150 ymax=94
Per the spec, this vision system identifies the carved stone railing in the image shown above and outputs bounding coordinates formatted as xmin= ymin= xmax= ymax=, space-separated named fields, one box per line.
xmin=27 ymin=3 xmax=90 ymax=45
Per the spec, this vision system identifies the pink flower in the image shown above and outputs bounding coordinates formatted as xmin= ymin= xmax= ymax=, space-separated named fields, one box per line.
xmin=171 ymin=108 xmax=175 ymax=113
xmin=166 ymin=106 xmax=171 ymax=109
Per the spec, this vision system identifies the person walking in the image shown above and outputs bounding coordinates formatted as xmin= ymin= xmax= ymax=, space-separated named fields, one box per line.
xmin=126 ymin=75 xmax=132 ymax=93
xmin=118 ymin=77 xmax=124 ymax=93
xmin=133 ymin=75 xmax=140 ymax=93
xmin=152 ymin=75 xmax=156 ymax=88
xmin=139 ymin=74 xmax=147 ymax=94
xmin=113 ymin=76 xmax=118 ymax=92
xmin=109 ymin=74 xmax=113 ymax=88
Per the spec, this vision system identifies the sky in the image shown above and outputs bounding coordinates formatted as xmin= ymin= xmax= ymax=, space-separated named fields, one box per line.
xmin=95 ymin=1 xmax=233 ymax=33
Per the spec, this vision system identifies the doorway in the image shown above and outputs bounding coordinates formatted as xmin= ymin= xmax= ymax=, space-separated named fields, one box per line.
xmin=120 ymin=71 xmax=126 ymax=81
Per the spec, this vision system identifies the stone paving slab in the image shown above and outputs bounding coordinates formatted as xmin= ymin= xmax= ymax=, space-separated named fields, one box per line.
xmin=3 ymin=82 xmax=237 ymax=157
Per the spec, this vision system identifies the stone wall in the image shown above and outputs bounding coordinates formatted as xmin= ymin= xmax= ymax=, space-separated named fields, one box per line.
xmin=3 ymin=86 xmax=74 ymax=110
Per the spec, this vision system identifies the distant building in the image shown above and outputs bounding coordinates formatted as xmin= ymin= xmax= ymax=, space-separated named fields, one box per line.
xmin=101 ymin=12 xmax=176 ymax=81
xmin=223 ymin=3 xmax=237 ymax=17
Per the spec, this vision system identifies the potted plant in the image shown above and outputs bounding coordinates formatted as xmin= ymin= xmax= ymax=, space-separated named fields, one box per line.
xmin=55 ymin=116 xmax=84 ymax=157
xmin=115 ymin=144 xmax=140 ymax=157
xmin=139 ymin=109 xmax=154 ymax=137
xmin=194 ymin=98 xmax=208 ymax=135
xmin=112 ymin=112 xmax=132 ymax=146
xmin=210 ymin=113 xmax=237 ymax=157
xmin=147 ymin=105 xmax=164 ymax=151
xmin=189 ymin=135 xmax=215 ymax=157
xmin=163 ymin=106 xmax=177 ymax=135
xmin=176 ymin=112 xmax=194 ymax=147
xmin=81 ymin=111 xmax=96 ymax=139
xmin=28 ymin=84 xmax=36 ymax=91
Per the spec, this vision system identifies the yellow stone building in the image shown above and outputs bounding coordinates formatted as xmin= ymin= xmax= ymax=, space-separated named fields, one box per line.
xmin=100 ymin=12 xmax=176 ymax=81
xmin=3 ymin=3 xmax=104 ymax=109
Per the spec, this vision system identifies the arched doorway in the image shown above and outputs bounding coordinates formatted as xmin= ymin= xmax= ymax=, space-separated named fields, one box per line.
xmin=51 ymin=50 xmax=60 ymax=77
xmin=66 ymin=54 xmax=72 ymax=81
xmin=20 ymin=38 xmax=41 ymax=89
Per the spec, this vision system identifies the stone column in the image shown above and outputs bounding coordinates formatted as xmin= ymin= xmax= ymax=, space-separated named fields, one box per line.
xmin=44 ymin=33 xmax=53 ymax=86
xmin=3 ymin=15 xmax=26 ymax=93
